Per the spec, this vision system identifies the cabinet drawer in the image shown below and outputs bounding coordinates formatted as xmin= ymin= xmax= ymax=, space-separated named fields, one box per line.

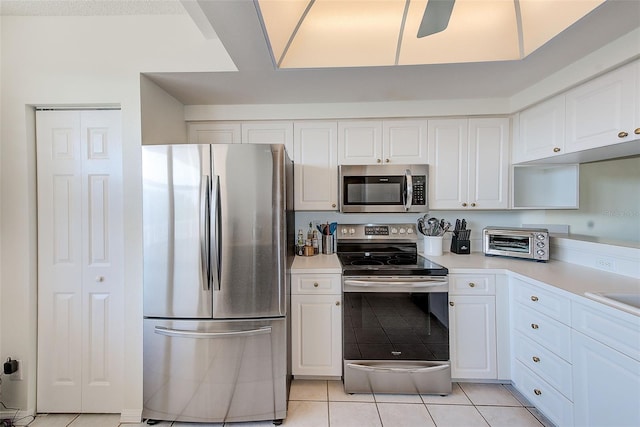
xmin=512 ymin=277 xmax=571 ymax=325
xmin=291 ymin=274 xmax=341 ymax=295
xmin=450 ymin=274 xmax=495 ymax=295
xmin=513 ymin=303 xmax=571 ymax=362
xmin=512 ymin=360 xmax=574 ymax=427
xmin=572 ymin=299 xmax=640 ymax=361
xmin=513 ymin=332 xmax=572 ymax=399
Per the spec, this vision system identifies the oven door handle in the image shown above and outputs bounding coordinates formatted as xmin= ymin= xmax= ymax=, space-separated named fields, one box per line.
xmin=347 ymin=362 xmax=449 ymax=374
xmin=344 ymin=278 xmax=447 ymax=288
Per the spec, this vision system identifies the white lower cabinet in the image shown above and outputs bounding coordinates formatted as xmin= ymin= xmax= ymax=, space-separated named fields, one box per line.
xmin=571 ymin=301 xmax=640 ymax=427
xmin=290 ymin=273 xmax=342 ymax=377
xmin=448 ymin=274 xmax=498 ymax=380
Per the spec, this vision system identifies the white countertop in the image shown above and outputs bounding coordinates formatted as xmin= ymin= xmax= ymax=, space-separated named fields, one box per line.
xmin=290 ymin=252 xmax=640 ymax=307
xmin=291 ymin=254 xmax=342 ymax=274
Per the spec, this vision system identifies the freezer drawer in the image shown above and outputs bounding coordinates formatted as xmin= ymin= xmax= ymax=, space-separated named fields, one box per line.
xmin=143 ymin=318 xmax=288 ymax=423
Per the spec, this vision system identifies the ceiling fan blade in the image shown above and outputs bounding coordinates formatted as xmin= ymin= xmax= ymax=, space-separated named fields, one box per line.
xmin=417 ymin=0 xmax=456 ymax=38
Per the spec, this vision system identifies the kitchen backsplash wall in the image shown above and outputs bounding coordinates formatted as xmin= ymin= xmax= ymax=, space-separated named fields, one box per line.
xmin=295 ymin=210 xmax=546 ymax=254
xmin=544 ymin=156 xmax=640 ymax=245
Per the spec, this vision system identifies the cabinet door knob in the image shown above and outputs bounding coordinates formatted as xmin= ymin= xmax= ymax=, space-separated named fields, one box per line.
xmin=385 ymin=158 xmax=390 ymax=163
xmin=96 ymin=276 xmax=105 ymax=283
xmin=313 ymin=282 xmax=319 ymax=287
xmin=449 ymin=301 xmax=455 ymax=306
xmin=462 ymin=203 xmax=468 ymax=207
xmin=532 ymin=356 xmax=541 ymax=363
xmin=553 ymin=147 xmax=561 ymax=153
xmin=336 ymin=301 xmax=340 ymax=306
xmin=635 ymin=128 xmax=640 ymax=135
xmin=331 ymin=203 xmax=336 ymax=208
xmin=618 ymin=131 xmax=629 ymax=138
xmin=530 ymin=296 xmax=539 ymax=302
xmin=531 ymin=323 xmax=539 ymax=329
xmin=471 ymin=203 xmax=476 ymax=207
xmin=377 ymin=158 xmax=382 ymax=163
xmin=468 ymin=282 xmax=475 ymax=288
xmin=534 ymin=389 xmax=542 ymax=396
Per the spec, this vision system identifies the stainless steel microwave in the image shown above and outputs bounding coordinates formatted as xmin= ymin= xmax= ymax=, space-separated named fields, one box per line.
xmin=483 ymin=227 xmax=549 ymax=261
xmin=339 ymin=164 xmax=428 ymax=213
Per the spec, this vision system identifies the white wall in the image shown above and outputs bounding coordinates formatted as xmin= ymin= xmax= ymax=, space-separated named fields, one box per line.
xmin=0 ymin=13 xmax=232 ymax=417
xmin=140 ymin=75 xmax=188 ymax=145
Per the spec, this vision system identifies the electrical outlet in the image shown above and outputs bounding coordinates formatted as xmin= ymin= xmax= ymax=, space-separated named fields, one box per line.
xmin=595 ymin=257 xmax=616 ymax=272
xmin=10 ymin=359 xmax=22 ymax=381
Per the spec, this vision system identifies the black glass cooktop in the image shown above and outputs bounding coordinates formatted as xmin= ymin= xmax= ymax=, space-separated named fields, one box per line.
xmin=337 ymin=243 xmax=448 ymax=277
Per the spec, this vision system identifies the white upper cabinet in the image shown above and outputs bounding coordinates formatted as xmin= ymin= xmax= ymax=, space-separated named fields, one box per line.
xmin=188 ymin=122 xmax=241 ymax=144
xmin=294 ymin=121 xmax=339 ymax=211
xmin=338 ymin=119 xmax=428 ymax=165
xmin=513 ymin=96 xmax=566 ymax=163
xmin=241 ymin=121 xmax=294 ymax=157
xmin=566 ymin=62 xmax=637 ymax=152
xmin=429 ymin=118 xmax=509 ymax=210
xmin=338 ymin=120 xmax=383 ymax=164
xmin=514 ymin=60 xmax=640 ymax=164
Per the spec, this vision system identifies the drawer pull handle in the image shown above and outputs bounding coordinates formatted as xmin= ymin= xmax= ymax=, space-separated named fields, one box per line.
xmin=618 ymin=131 xmax=628 ymax=138
xmin=553 ymin=147 xmax=561 ymax=153
xmin=469 ymin=282 xmax=475 ymax=288
xmin=449 ymin=301 xmax=455 ymax=306
xmin=531 ymin=296 xmax=538 ymax=302
xmin=534 ymin=389 xmax=542 ymax=396
xmin=532 ymin=356 xmax=540 ymax=363
xmin=531 ymin=323 xmax=539 ymax=329
xmin=314 ymin=282 xmax=319 ymax=287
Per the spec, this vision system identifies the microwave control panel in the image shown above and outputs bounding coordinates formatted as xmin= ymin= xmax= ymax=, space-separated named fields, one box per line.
xmin=412 ymin=176 xmax=426 ymax=205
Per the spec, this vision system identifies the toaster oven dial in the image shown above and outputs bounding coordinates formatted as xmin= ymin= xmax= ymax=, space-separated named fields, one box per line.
xmin=536 ymin=233 xmax=546 ymax=240
xmin=537 ymin=249 xmax=546 ymax=256
xmin=536 ymin=242 xmax=545 ymax=248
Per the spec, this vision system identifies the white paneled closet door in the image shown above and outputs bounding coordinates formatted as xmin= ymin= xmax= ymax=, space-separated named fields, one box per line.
xmin=36 ymin=110 xmax=124 ymax=413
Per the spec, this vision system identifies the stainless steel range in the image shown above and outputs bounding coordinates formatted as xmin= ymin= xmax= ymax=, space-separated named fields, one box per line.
xmin=338 ymin=224 xmax=451 ymax=395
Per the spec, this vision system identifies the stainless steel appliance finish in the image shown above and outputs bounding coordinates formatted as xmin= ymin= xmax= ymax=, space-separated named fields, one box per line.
xmin=483 ymin=226 xmax=549 ymax=261
xmin=338 ymin=224 xmax=451 ymax=395
xmin=339 ymin=164 xmax=428 ymax=213
xmin=142 ymin=144 xmax=293 ymax=424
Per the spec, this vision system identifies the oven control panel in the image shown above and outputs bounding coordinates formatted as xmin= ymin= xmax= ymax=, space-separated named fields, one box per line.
xmin=338 ymin=223 xmax=417 ymax=240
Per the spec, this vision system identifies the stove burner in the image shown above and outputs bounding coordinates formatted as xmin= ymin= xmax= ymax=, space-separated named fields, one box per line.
xmin=387 ymin=258 xmax=417 ymax=265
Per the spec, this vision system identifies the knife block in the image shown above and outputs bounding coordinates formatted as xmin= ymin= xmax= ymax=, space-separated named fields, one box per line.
xmin=450 ymin=235 xmax=471 ymax=254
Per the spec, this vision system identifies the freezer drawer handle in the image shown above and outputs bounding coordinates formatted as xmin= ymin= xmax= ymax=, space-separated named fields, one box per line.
xmin=154 ymin=326 xmax=272 ymax=339
xmin=346 ymin=362 xmax=449 ymax=374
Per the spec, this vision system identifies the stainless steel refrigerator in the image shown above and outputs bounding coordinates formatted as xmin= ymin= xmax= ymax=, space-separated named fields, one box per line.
xmin=142 ymin=143 xmax=293 ymax=424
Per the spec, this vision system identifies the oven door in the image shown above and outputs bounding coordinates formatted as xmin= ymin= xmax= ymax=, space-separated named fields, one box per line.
xmin=342 ymin=276 xmax=451 ymax=394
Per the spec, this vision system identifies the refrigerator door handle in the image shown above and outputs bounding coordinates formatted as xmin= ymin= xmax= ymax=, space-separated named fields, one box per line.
xmin=200 ymin=175 xmax=211 ymax=291
xmin=154 ymin=325 xmax=271 ymax=339
xmin=211 ymin=175 xmax=222 ymax=291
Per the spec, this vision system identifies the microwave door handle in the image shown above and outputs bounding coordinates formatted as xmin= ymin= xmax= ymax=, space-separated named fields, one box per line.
xmin=404 ymin=169 xmax=413 ymax=211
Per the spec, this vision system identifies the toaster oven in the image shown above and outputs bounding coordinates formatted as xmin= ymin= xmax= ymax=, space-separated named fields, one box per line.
xmin=482 ymin=227 xmax=549 ymax=261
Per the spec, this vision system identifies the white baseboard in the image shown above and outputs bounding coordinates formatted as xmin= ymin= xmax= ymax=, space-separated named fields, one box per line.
xmin=120 ymin=409 xmax=143 ymax=424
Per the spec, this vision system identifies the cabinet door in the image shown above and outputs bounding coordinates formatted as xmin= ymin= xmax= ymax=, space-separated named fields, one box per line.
xmin=241 ymin=121 xmax=294 ymax=158
xmin=566 ymin=63 xmax=636 ymax=152
xmin=188 ymin=122 xmax=241 ymax=144
xmin=572 ymin=330 xmax=640 ymax=427
xmin=291 ymin=294 xmax=342 ymax=376
xmin=383 ymin=119 xmax=428 ymax=164
xmin=338 ymin=120 xmax=383 ymax=164
xmin=449 ymin=295 xmax=497 ymax=379
xmin=468 ymin=118 xmax=509 ymax=209
xmin=427 ymin=119 xmax=469 ymax=209
xmin=294 ymin=121 xmax=338 ymax=211
xmin=514 ymin=96 xmax=565 ymax=163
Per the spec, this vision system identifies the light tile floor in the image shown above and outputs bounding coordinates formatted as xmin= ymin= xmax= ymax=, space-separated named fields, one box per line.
xmin=15 ymin=381 xmax=554 ymax=427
